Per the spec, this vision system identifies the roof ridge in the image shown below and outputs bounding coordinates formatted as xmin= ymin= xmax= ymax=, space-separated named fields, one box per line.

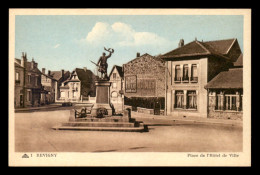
xmin=162 ymin=40 xmax=197 ymax=56
xmin=204 ymin=38 xmax=236 ymax=43
xmin=195 ymin=41 xmax=211 ymax=54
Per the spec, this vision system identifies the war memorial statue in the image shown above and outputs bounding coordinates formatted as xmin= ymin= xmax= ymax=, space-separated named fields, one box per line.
xmin=91 ymin=47 xmax=114 ymax=80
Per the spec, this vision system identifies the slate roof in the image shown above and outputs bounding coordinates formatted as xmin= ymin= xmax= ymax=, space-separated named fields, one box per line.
xmin=162 ymin=38 xmax=237 ymax=61
xmin=205 ymin=68 xmax=243 ymax=89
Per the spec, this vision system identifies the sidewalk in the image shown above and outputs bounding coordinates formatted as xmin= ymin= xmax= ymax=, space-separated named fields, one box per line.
xmin=131 ymin=111 xmax=243 ymax=127
xmin=15 ymin=103 xmax=63 ymax=112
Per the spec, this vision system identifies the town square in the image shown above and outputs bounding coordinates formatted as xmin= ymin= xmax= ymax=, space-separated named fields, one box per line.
xmin=9 ymin=9 xmax=251 ymax=166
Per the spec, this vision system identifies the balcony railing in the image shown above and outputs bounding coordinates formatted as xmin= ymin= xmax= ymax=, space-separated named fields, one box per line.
xmin=174 ymin=77 xmax=182 ymax=82
xmin=182 ymin=76 xmax=189 ymax=82
xmin=174 ymin=76 xmax=198 ymax=83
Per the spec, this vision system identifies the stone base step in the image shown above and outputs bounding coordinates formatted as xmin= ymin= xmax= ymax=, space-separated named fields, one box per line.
xmin=75 ymin=117 xmax=135 ymax=123
xmin=52 ymin=125 xmax=148 ymax=132
xmin=61 ymin=121 xmax=140 ymax=127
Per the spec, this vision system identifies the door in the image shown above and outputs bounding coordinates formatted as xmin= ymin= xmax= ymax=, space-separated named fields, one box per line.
xmin=20 ymin=95 xmax=23 ymax=107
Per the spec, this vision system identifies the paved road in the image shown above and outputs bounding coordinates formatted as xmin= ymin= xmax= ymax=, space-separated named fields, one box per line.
xmin=14 ymin=110 xmax=243 ymax=152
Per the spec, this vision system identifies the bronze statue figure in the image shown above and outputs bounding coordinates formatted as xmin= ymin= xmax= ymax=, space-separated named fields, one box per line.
xmin=91 ymin=47 xmax=114 ymax=80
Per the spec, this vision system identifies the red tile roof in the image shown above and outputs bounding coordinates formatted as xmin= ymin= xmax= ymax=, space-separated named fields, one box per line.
xmin=205 ymin=68 xmax=243 ymax=89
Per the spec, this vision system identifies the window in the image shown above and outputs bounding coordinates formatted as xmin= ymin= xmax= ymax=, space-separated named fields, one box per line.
xmin=187 ymin=91 xmax=197 ymax=109
xmin=73 ymin=91 xmax=76 ymax=98
xmin=113 ymin=73 xmax=117 ymax=79
xmin=28 ymin=75 xmax=31 ymax=84
xmin=15 ymin=72 xmax=20 ymax=84
xmin=27 ymin=90 xmax=31 ymax=102
xmin=60 ymin=91 xmax=65 ymax=98
xmin=175 ymin=91 xmax=184 ymax=108
xmin=225 ymin=95 xmax=237 ymax=111
xmin=175 ymin=65 xmax=181 ymax=81
xmin=35 ymin=77 xmax=38 ymax=86
xmin=111 ymin=91 xmax=118 ymax=98
xmin=15 ymin=72 xmax=20 ymax=81
xmin=216 ymin=94 xmax=224 ymax=110
xmin=191 ymin=64 xmax=198 ymax=82
xmin=183 ymin=65 xmax=189 ymax=81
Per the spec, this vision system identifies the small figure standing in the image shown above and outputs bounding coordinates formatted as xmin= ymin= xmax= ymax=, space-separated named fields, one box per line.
xmin=97 ymin=47 xmax=114 ymax=80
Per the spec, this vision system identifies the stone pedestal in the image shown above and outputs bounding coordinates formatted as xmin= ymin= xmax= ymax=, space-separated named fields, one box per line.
xmin=91 ymin=80 xmax=112 ymax=117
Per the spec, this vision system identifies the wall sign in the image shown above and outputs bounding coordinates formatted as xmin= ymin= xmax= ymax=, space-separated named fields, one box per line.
xmin=125 ymin=75 xmax=137 ymax=93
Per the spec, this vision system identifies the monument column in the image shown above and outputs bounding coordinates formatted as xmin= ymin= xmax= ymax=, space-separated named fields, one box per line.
xmin=91 ymin=80 xmax=113 ymax=116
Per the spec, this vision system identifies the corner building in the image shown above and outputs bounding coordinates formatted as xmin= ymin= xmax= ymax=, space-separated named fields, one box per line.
xmin=161 ymin=38 xmax=242 ymax=118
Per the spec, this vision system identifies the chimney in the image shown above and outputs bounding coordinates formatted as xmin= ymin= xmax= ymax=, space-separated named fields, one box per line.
xmin=42 ymin=68 xmax=46 ymax=74
xmin=178 ymin=39 xmax=184 ymax=48
xmin=48 ymin=70 xmax=51 ymax=76
xmin=31 ymin=57 xmax=35 ymax=69
xmin=21 ymin=52 xmax=27 ymax=67
xmin=61 ymin=69 xmax=64 ymax=79
xmin=83 ymin=67 xmax=87 ymax=72
xmin=136 ymin=52 xmax=140 ymax=57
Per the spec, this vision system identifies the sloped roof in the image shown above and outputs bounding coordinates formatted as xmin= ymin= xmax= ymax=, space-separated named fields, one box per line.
xmin=126 ymin=53 xmax=153 ymax=64
xmin=162 ymin=38 xmax=237 ymax=61
xmin=42 ymin=73 xmax=57 ymax=81
xmin=163 ymin=41 xmax=210 ymax=58
xmin=205 ymin=68 xmax=243 ymax=89
xmin=109 ymin=65 xmax=124 ymax=78
xmin=75 ymin=68 xmax=94 ymax=82
xmin=233 ymin=53 xmax=243 ymax=67
xmin=50 ymin=71 xmax=70 ymax=81
xmin=115 ymin=66 xmax=124 ymax=78
xmin=204 ymin=38 xmax=236 ymax=54
xmin=15 ymin=62 xmax=23 ymax=68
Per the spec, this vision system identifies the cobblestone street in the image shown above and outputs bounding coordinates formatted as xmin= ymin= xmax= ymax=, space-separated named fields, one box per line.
xmin=14 ymin=109 xmax=243 ymax=152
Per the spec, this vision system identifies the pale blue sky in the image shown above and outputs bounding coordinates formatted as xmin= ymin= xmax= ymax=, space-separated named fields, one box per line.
xmin=15 ymin=15 xmax=243 ymax=74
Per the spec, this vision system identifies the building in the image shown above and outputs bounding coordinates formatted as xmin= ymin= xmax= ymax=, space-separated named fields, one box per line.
xmin=14 ymin=53 xmax=42 ymax=107
xmin=49 ymin=69 xmax=70 ymax=102
xmin=205 ymin=54 xmax=243 ymax=120
xmin=109 ymin=65 xmax=124 ymax=112
xmin=161 ymin=38 xmax=242 ymax=118
xmin=40 ymin=68 xmax=57 ymax=105
xmin=58 ymin=67 xmax=96 ymax=102
xmin=123 ymin=53 xmax=165 ymax=114
xmin=14 ymin=57 xmax=25 ymax=108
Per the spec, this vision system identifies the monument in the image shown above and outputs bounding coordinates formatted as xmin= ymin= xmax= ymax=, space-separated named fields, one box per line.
xmin=53 ymin=47 xmax=148 ymax=132
xmin=90 ymin=47 xmax=114 ymax=117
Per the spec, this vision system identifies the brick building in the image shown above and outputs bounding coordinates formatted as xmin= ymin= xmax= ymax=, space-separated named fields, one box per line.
xmin=14 ymin=53 xmax=42 ymax=108
xmin=109 ymin=65 xmax=124 ymax=112
xmin=161 ymin=38 xmax=242 ymax=118
xmin=58 ymin=67 xmax=96 ymax=102
xmin=123 ymin=53 xmax=165 ymax=113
